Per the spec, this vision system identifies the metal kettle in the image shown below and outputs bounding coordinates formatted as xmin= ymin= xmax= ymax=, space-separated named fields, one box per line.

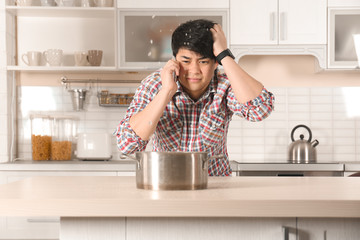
xmin=288 ymin=125 xmax=319 ymax=163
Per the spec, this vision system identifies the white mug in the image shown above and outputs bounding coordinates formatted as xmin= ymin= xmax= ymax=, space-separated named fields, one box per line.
xmin=22 ymin=51 xmax=42 ymax=66
xmin=81 ymin=0 xmax=91 ymax=7
xmin=94 ymin=0 xmax=113 ymax=7
xmin=55 ymin=0 xmax=75 ymax=6
xmin=16 ymin=0 xmax=33 ymax=6
xmin=43 ymin=49 xmax=63 ymax=66
xmin=74 ymin=51 xmax=89 ymax=66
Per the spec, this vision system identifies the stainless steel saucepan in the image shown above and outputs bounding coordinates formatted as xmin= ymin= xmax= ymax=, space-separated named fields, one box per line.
xmin=127 ymin=152 xmax=223 ymax=190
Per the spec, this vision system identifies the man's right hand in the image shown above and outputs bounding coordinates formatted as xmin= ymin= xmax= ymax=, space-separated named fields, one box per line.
xmin=160 ymin=59 xmax=180 ymax=97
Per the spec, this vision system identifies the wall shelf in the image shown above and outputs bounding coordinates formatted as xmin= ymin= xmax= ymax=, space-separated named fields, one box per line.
xmin=6 ymin=6 xmax=115 ymax=18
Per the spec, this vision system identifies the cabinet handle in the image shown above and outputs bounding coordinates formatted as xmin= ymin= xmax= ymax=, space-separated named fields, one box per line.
xmin=27 ymin=217 xmax=60 ymax=223
xmin=282 ymin=226 xmax=289 ymax=240
xmin=280 ymin=12 xmax=287 ymax=41
xmin=270 ymin=12 xmax=276 ymax=41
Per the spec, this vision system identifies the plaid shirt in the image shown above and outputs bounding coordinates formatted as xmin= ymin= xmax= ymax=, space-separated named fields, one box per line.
xmin=115 ymin=70 xmax=274 ymax=176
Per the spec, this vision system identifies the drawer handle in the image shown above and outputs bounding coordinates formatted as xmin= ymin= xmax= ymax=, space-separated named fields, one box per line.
xmin=282 ymin=226 xmax=289 ymax=240
xmin=27 ymin=217 xmax=60 ymax=223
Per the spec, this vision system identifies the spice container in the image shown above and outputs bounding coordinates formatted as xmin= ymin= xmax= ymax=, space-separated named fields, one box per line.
xmin=99 ymin=90 xmax=109 ymax=104
xmin=30 ymin=114 xmax=53 ymax=161
xmin=118 ymin=94 xmax=127 ymax=105
xmin=109 ymin=93 xmax=119 ymax=105
xmin=51 ymin=116 xmax=77 ymax=161
xmin=126 ymin=93 xmax=135 ymax=104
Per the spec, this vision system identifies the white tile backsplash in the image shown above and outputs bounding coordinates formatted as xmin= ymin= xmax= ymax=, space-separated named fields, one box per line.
xmin=16 ymin=86 xmax=360 ymax=163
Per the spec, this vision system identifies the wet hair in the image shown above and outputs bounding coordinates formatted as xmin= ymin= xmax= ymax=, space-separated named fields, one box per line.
xmin=171 ymin=19 xmax=216 ymax=60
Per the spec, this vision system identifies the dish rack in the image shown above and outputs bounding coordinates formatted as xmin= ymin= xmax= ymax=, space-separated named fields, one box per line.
xmin=97 ymin=90 xmax=134 ymax=107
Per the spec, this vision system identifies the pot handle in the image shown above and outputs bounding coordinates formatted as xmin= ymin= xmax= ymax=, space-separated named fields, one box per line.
xmin=207 ymin=154 xmax=225 ymax=161
xmin=120 ymin=154 xmax=141 ymax=170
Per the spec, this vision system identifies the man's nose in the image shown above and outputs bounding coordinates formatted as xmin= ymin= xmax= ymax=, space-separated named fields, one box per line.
xmin=187 ymin=61 xmax=201 ymax=73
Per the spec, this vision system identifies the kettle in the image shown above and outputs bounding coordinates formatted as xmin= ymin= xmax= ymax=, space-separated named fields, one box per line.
xmin=288 ymin=125 xmax=319 ymax=163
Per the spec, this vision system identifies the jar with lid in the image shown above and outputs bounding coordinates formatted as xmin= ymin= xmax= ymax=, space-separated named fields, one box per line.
xmin=51 ymin=116 xmax=77 ymax=161
xmin=30 ymin=114 xmax=53 ymax=161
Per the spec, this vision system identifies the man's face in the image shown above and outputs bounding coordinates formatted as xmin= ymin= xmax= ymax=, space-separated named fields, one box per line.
xmin=175 ymin=48 xmax=218 ymax=101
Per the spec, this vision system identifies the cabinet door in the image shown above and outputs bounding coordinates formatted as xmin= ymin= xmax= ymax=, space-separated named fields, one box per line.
xmin=0 ymin=171 xmax=117 ymax=240
xmin=297 ymin=218 xmax=360 ymax=240
xmin=127 ymin=217 xmax=296 ymax=240
xmin=279 ymin=0 xmax=326 ymax=44
xmin=230 ymin=0 xmax=326 ymax=45
xmin=230 ymin=0 xmax=278 ymax=45
xmin=118 ymin=10 xmax=227 ymax=68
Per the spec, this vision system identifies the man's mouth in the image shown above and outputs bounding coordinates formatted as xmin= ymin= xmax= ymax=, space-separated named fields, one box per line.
xmin=186 ymin=77 xmax=201 ymax=82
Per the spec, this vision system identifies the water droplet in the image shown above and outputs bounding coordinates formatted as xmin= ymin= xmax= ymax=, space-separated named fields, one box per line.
xmin=152 ymin=15 xmax=156 ymax=19
xmin=185 ymin=33 xmax=188 ymax=36
xmin=150 ymin=39 xmax=153 ymax=44
xmin=148 ymin=52 xmax=152 ymax=57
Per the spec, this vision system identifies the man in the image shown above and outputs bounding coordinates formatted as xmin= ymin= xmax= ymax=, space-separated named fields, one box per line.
xmin=115 ymin=19 xmax=274 ymax=176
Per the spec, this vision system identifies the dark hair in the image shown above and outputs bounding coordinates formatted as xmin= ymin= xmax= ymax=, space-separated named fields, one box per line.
xmin=171 ymin=19 xmax=215 ymax=60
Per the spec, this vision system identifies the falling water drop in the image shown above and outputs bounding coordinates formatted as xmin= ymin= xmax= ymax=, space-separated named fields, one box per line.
xmin=150 ymin=39 xmax=153 ymax=45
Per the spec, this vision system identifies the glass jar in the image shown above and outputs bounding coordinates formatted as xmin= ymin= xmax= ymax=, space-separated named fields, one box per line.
xmin=30 ymin=114 xmax=53 ymax=161
xmin=51 ymin=116 xmax=77 ymax=161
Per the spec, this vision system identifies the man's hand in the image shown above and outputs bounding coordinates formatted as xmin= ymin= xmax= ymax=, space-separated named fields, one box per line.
xmin=160 ymin=59 xmax=180 ymax=97
xmin=210 ymin=24 xmax=228 ymax=57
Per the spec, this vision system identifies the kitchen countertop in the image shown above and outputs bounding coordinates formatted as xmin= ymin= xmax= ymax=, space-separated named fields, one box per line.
xmin=0 ymin=176 xmax=359 ymax=218
xmin=234 ymin=162 xmax=344 ymax=171
xmin=0 ymin=159 xmax=136 ymax=171
xmin=0 ymin=159 xmax=347 ymax=172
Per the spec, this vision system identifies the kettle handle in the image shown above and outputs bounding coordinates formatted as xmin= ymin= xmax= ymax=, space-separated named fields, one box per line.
xmin=291 ymin=124 xmax=312 ymax=142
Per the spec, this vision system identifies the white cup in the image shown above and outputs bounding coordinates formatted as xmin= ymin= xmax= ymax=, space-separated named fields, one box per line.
xmin=55 ymin=0 xmax=75 ymax=6
xmin=81 ymin=0 xmax=91 ymax=7
xmin=22 ymin=51 xmax=42 ymax=66
xmin=43 ymin=49 xmax=63 ymax=66
xmin=94 ymin=0 xmax=113 ymax=7
xmin=16 ymin=0 xmax=33 ymax=6
xmin=41 ymin=0 xmax=56 ymax=6
xmin=74 ymin=51 xmax=89 ymax=66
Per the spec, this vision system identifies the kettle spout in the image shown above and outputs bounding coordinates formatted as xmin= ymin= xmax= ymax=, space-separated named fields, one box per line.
xmin=311 ymin=139 xmax=319 ymax=148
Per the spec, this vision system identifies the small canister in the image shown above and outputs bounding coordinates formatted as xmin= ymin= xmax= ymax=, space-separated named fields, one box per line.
xmin=30 ymin=114 xmax=53 ymax=161
xmin=126 ymin=93 xmax=135 ymax=104
xmin=51 ymin=116 xmax=77 ymax=161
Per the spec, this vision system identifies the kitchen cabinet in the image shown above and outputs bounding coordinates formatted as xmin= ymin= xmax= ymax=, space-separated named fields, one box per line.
xmin=230 ymin=0 xmax=326 ymax=45
xmin=5 ymin=6 xmax=117 ymax=72
xmin=0 ymin=168 xmax=134 ymax=240
xmin=4 ymin=0 xmax=229 ymax=72
xmin=126 ymin=217 xmax=296 ymax=240
xmin=297 ymin=218 xmax=360 ymax=240
xmin=117 ymin=0 xmax=229 ymax=8
xmin=328 ymin=0 xmax=360 ymax=7
xmin=327 ymin=8 xmax=360 ymax=69
xmin=117 ymin=10 xmax=227 ymax=69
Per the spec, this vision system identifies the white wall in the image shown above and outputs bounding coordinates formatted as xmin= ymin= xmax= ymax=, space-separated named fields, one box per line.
xmin=16 ymin=85 xmax=360 ymax=163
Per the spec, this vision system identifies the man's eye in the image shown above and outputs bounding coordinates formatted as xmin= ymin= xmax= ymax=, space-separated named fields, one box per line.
xmin=200 ymin=60 xmax=209 ymax=64
xmin=182 ymin=60 xmax=190 ymax=64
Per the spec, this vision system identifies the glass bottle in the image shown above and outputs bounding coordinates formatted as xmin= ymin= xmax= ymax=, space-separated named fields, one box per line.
xmin=51 ymin=116 xmax=77 ymax=161
xmin=30 ymin=114 xmax=53 ymax=161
